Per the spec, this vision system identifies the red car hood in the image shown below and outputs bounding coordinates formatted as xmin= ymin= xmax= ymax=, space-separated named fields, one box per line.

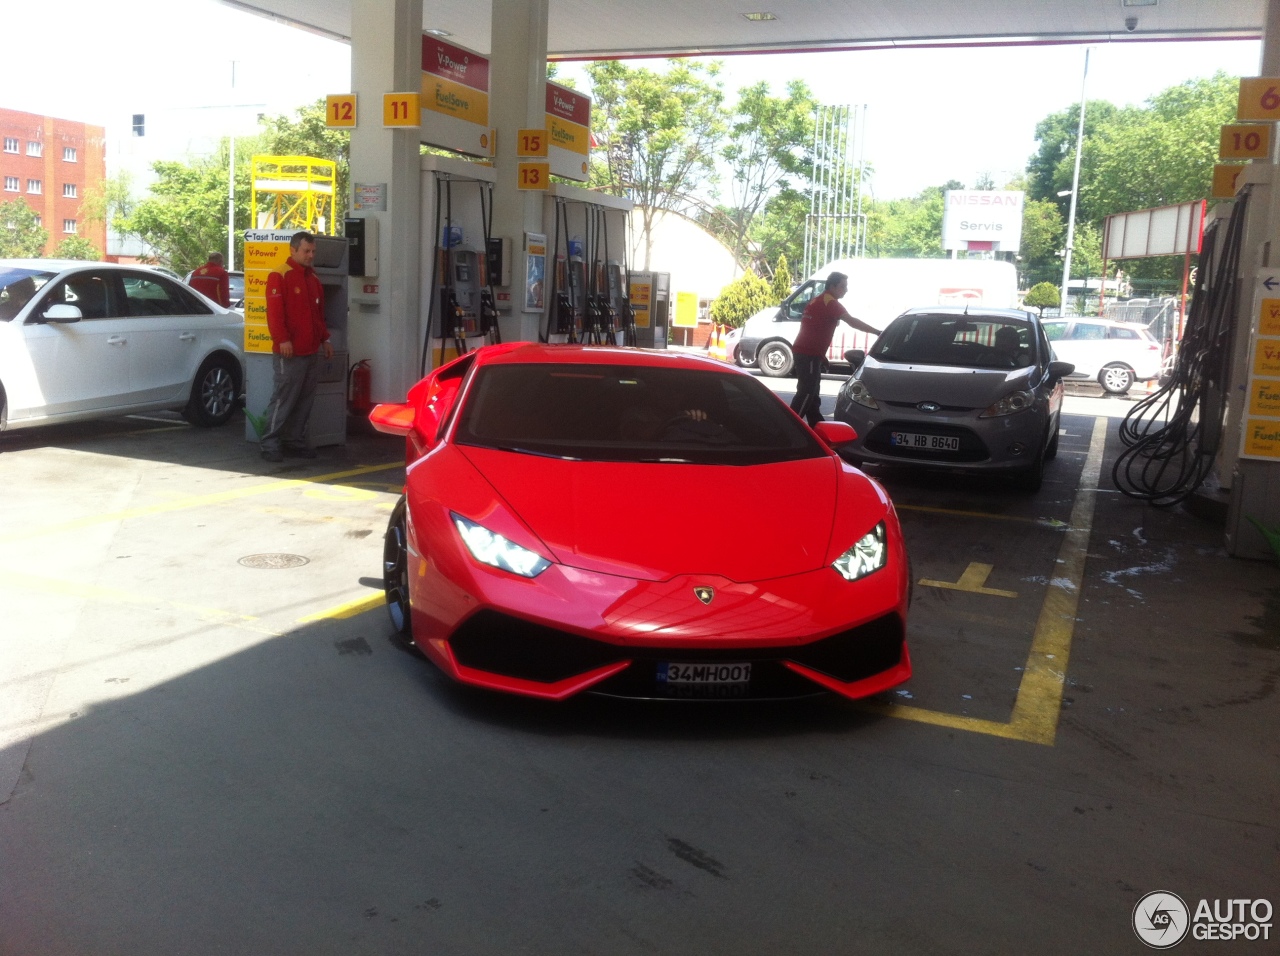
xmin=459 ymin=447 xmax=840 ymax=582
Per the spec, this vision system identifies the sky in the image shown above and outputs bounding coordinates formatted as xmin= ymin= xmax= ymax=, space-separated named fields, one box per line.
xmin=5 ymin=0 xmax=1261 ymax=200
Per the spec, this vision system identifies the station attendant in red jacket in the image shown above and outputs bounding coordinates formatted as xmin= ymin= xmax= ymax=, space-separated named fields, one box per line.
xmin=189 ymin=252 xmax=231 ymax=307
xmin=260 ymin=231 xmax=333 ymax=462
xmin=789 ymin=271 xmax=881 ymax=428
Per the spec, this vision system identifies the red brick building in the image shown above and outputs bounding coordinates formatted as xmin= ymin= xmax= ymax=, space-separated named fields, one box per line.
xmin=0 ymin=108 xmax=107 ymax=256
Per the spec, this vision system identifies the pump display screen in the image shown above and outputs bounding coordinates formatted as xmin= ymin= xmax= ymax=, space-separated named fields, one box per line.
xmin=455 ymin=363 xmax=825 ymax=465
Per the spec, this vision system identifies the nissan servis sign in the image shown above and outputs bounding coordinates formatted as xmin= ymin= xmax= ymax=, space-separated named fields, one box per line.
xmin=941 ymin=190 xmax=1025 ymax=253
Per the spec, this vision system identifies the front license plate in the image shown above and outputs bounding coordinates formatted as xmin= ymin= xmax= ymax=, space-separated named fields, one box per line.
xmin=891 ymin=431 xmax=959 ymax=452
xmin=657 ymin=662 xmax=752 ymax=685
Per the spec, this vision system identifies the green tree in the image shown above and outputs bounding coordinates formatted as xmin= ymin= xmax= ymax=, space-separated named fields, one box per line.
xmin=1023 ymin=281 xmax=1060 ymax=316
xmin=1019 ymin=197 xmax=1065 ymax=280
xmin=0 ymin=199 xmax=49 ymax=258
xmin=721 ymin=80 xmax=818 ymax=265
xmin=772 ymin=253 xmax=794 ymax=299
xmin=709 ymin=270 xmax=775 ymax=328
xmin=749 ymin=186 xmax=809 ymax=269
xmin=587 ymin=59 xmax=726 ymax=269
xmin=865 ymin=185 xmax=950 ymax=258
xmin=1025 ymin=99 xmax=1119 ymax=215
xmin=120 ymin=156 xmax=232 ymax=274
xmin=53 ymin=236 xmax=101 ymax=260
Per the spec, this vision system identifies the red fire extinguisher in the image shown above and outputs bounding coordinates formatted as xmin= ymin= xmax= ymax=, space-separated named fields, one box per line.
xmin=349 ymin=360 xmax=372 ymax=414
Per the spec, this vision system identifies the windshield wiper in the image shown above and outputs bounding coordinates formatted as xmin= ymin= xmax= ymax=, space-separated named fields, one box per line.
xmin=485 ymin=443 xmax=581 ymax=461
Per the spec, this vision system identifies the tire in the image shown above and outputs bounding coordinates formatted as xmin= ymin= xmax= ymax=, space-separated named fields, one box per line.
xmin=1098 ymin=363 xmax=1135 ymax=395
xmin=757 ymin=340 xmax=794 ymax=378
xmin=182 ymin=354 xmax=241 ymax=427
xmin=383 ymin=495 xmax=415 ymax=646
xmin=1045 ymin=422 xmax=1060 ymax=461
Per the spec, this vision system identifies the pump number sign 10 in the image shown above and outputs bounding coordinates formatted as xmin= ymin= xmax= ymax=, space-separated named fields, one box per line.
xmin=1220 ymin=124 xmax=1271 ymax=160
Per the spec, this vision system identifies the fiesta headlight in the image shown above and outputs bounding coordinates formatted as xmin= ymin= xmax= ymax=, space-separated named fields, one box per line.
xmin=832 ymin=522 xmax=887 ymax=581
xmin=980 ymin=389 xmax=1035 ymax=418
xmin=846 ymin=379 xmax=879 ymax=409
xmin=451 ymin=513 xmax=551 ymax=578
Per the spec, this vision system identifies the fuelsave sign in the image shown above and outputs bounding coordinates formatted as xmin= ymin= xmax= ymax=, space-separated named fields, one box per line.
xmin=419 ymin=36 xmax=492 ymax=157
xmin=546 ymin=80 xmax=591 ymax=182
xmin=941 ymin=190 xmax=1025 ymax=253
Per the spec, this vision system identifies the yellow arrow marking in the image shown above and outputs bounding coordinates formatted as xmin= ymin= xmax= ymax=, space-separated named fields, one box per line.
xmin=918 ymin=562 xmax=1018 ymax=598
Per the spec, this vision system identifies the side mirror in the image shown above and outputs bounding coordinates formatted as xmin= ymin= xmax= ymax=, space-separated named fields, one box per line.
xmin=813 ymin=421 xmax=858 ymax=447
xmin=844 ymin=349 xmax=865 ymax=368
xmin=42 ymin=304 xmax=83 ymax=323
xmin=1048 ymin=360 xmax=1075 ymax=380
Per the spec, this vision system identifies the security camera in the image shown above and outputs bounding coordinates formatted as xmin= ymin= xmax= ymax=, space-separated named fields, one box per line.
xmin=1124 ymin=16 xmax=1138 ymax=32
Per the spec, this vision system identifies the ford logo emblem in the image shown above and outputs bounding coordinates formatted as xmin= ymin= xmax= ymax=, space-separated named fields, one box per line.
xmin=918 ymin=402 xmax=941 ymax=413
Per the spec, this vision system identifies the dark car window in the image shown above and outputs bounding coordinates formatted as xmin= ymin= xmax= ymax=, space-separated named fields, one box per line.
xmin=871 ymin=314 xmax=1036 ymax=369
xmin=41 ymin=272 xmax=122 ymax=320
xmin=122 ymin=273 xmax=209 ymax=316
xmin=783 ymin=280 xmax=824 ymax=321
xmin=1042 ymin=321 xmax=1066 ymax=341
xmin=455 ymin=363 xmax=826 ymax=465
xmin=0 ymin=268 xmax=55 ymax=321
xmin=1108 ymin=326 xmax=1139 ymax=339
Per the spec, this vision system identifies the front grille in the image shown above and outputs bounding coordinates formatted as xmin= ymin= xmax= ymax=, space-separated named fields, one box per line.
xmin=883 ymin=400 xmax=975 ymax=412
xmin=450 ymin=610 xmax=626 ymax=682
xmin=448 ymin=609 xmax=905 ymax=695
xmin=864 ymin=421 xmax=989 ymax=462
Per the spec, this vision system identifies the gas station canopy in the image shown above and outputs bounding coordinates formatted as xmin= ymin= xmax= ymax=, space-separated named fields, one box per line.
xmin=223 ymin=0 xmax=1262 ymax=57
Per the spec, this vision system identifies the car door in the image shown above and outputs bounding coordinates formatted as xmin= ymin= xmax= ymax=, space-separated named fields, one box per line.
xmin=23 ymin=270 xmax=130 ymax=417
xmin=118 ymin=271 xmax=217 ymax=404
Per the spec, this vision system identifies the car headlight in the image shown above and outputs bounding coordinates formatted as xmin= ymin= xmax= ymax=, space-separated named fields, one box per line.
xmin=451 ymin=513 xmax=551 ymax=578
xmin=980 ymin=389 xmax=1035 ymax=418
xmin=832 ymin=522 xmax=887 ymax=581
xmin=846 ymin=379 xmax=879 ymax=409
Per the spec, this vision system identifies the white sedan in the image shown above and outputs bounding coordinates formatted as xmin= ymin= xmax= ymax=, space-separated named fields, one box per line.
xmin=1041 ymin=318 xmax=1163 ymax=394
xmin=0 ymin=260 xmax=243 ymax=433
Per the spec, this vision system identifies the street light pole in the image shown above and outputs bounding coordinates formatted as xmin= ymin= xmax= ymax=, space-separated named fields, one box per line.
xmin=1060 ymin=47 xmax=1091 ymax=317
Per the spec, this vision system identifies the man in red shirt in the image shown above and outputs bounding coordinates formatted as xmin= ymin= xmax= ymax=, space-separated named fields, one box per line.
xmin=189 ymin=252 xmax=231 ymax=307
xmin=789 ymin=271 xmax=880 ymax=428
xmin=260 ymin=232 xmax=334 ymax=462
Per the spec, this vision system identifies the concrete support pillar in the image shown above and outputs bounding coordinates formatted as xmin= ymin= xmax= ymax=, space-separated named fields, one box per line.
xmin=490 ymin=0 xmax=550 ymax=343
xmin=348 ymin=0 xmax=423 ymax=402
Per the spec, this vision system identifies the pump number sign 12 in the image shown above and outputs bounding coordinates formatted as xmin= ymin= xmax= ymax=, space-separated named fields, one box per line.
xmin=326 ymin=94 xmax=357 ymax=128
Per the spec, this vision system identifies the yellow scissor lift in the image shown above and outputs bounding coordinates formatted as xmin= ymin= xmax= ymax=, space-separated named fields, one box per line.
xmin=250 ymin=155 xmax=337 ymax=234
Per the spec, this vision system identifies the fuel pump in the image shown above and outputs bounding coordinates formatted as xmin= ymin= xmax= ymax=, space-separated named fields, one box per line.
xmin=477 ymin=180 xmax=501 ymax=345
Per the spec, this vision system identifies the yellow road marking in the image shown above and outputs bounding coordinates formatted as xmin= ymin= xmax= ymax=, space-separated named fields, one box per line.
xmin=297 ymin=593 xmax=383 ymax=623
xmin=918 ymin=562 xmax=1018 ymax=599
xmin=863 ymin=416 xmax=1107 ymax=745
xmin=0 ymin=461 xmax=403 ymax=544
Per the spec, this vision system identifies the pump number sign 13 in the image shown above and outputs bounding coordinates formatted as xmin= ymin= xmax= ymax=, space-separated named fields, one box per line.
xmin=517 ymin=162 xmax=549 ymax=190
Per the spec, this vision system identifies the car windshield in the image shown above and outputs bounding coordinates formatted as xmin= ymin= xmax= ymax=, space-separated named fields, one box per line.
xmin=0 ymin=268 xmax=56 ymax=322
xmin=871 ymin=314 xmax=1036 ymax=369
xmin=454 ymin=362 xmax=826 ymax=465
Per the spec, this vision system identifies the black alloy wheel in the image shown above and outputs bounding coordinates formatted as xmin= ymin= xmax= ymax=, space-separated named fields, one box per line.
xmin=383 ymin=495 xmax=414 ymax=642
xmin=183 ymin=355 xmax=241 ymax=427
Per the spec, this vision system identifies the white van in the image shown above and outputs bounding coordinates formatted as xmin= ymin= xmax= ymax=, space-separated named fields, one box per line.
xmin=737 ymin=258 xmax=1020 ymax=377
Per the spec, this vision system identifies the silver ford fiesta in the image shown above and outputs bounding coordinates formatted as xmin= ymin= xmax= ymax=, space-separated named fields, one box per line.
xmin=832 ymin=306 xmax=1074 ymax=491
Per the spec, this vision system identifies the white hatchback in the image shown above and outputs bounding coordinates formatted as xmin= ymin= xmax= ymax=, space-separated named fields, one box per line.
xmin=0 ymin=260 xmax=244 ymax=433
xmin=1040 ymin=318 xmax=1163 ymax=394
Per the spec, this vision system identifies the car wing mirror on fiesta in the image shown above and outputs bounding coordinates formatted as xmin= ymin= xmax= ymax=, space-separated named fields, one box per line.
xmin=41 ymin=304 xmax=83 ymax=324
xmin=844 ymin=349 xmax=866 ymax=369
xmin=1048 ymin=360 xmax=1075 ymax=380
